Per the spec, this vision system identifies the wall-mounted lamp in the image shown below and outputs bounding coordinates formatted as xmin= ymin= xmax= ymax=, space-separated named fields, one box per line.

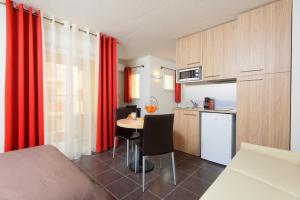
xmin=152 ymin=73 xmax=162 ymax=79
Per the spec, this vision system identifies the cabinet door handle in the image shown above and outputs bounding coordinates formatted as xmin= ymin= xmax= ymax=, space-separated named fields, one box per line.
xmin=239 ymin=78 xmax=263 ymax=82
xmin=183 ymin=113 xmax=197 ymax=116
xmin=187 ymin=62 xmax=200 ymax=65
xmin=204 ymin=75 xmax=220 ymax=78
xmin=240 ymin=68 xmax=263 ymax=73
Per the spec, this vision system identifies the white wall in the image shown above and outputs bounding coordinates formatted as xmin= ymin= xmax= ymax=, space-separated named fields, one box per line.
xmin=291 ymin=0 xmax=300 ymax=152
xmin=149 ymin=56 xmax=176 ymax=114
xmin=0 ymin=5 xmax=6 ymax=153
xmin=117 ymin=62 xmax=125 ymax=107
xmin=129 ymin=56 xmax=151 ymax=116
xmin=122 ymin=55 xmax=176 ymax=116
xmin=179 ymin=83 xmax=237 ymax=109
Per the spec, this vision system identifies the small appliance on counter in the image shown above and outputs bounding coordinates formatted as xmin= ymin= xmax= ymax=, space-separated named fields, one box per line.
xmin=204 ymin=97 xmax=215 ymax=110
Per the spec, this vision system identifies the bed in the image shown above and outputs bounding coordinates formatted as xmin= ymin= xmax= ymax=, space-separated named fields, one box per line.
xmin=0 ymin=145 xmax=100 ymax=200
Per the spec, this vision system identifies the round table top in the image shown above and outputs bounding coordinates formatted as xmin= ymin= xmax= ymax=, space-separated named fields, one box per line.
xmin=117 ymin=118 xmax=144 ymax=129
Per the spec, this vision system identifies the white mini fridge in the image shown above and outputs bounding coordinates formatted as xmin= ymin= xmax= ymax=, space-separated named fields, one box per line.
xmin=201 ymin=112 xmax=235 ymax=165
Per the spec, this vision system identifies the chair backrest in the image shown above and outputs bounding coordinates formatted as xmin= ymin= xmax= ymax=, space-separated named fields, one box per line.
xmin=116 ymin=107 xmax=133 ymax=120
xmin=116 ymin=107 xmax=136 ymax=137
xmin=142 ymin=114 xmax=174 ymax=156
xmin=125 ymin=105 xmax=141 ymax=117
xmin=126 ymin=105 xmax=137 ymax=110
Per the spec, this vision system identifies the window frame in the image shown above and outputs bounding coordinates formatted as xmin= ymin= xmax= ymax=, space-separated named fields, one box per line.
xmin=163 ymin=74 xmax=175 ymax=91
xmin=131 ymin=73 xmax=140 ymax=99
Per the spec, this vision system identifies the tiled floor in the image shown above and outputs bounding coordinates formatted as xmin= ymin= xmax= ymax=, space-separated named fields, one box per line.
xmin=73 ymin=143 xmax=225 ymax=200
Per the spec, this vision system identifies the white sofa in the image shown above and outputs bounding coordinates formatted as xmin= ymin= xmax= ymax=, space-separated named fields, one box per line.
xmin=200 ymin=143 xmax=300 ymax=200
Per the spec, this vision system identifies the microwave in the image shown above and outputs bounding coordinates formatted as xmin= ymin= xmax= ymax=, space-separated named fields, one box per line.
xmin=177 ymin=66 xmax=202 ymax=83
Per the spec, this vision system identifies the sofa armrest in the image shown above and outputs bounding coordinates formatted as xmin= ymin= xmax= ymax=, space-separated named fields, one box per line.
xmin=240 ymin=143 xmax=300 ymax=165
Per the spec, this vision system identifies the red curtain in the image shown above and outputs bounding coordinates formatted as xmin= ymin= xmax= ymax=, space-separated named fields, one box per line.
xmin=96 ymin=33 xmax=117 ymax=152
xmin=175 ymin=72 xmax=181 ymax=103
xmin=5 ymin=0 xmax=44 ymax=152
xmin=124 ymin=67 xmax=132 ymax=103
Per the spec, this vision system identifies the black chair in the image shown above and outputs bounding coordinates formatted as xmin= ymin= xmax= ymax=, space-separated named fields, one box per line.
xmin=134 ymin=114 xmax=176 ymax=192
xmin=125 ymin=105 xmax=141 ymax=152
xmin=125 ymin=105 xmax=137 ymax=109
xmin=126 ymin=105 xmax=141 ymax=117
xmin=113 ymin=107 xmax=140 ymax=166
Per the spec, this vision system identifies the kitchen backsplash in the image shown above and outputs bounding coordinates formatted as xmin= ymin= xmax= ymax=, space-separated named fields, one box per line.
xmin=178 ymin=82 xmax=237 ymax=109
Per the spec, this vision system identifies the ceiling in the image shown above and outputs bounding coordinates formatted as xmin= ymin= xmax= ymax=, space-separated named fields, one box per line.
xmin=14 ymin=0 xmax=274 ymax=61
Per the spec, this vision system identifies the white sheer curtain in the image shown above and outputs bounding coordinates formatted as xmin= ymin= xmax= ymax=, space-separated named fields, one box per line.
xmin=42 ymin=17 xmax=98 ymax=159
xmin=0 ymin=5 xmax=6 ymax=153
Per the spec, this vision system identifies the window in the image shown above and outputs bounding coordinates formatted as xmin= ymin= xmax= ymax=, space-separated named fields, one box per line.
xmin=163 ymin=74 xmax=174 ymax=90
xmin=131 ymin=74 xmax=140 ymax=99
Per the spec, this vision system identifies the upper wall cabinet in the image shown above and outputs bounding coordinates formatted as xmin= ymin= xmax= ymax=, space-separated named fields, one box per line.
xmin=176 ymin=32 xmax=202 ymax=69
xmin=187 ymin=33 xmax=203 ymax=66
xmin=222 ymin=21 xmax=238 ymax=79
xmin=203 ymin=21 xmax=237 ymax=80
xmin=237 ymin=0 xmax=291 ymax=75
xmin=176 ymin=37 xmax=188 ymax=69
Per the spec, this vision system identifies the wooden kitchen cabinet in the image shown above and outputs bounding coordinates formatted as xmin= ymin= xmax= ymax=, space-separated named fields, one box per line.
xmin=173 ymin=109 xmax=186 ymax=151
xmin=184 ymin=111 xmax=200 ymax=156
xmin=237 ymin=6 xmax=265 ymax=74
xmin=203 ymin=21 xmax=237 ymax=80
xmin=176 ymin=33 xmax=202 ymax=69
xmin=176 ymin=37 xmax=188 ymax=69
xmin=264 ymin=0 xmax=291 ymax=74
xmin=173 ymin=109 xmax=200 ymax=156
xmin=174 ymin=0 xmax=292 ymax=154
xmin=236 ymin=74 xmax=265 ymax=150
xmin=202 ymin=26 xmax=223 ymax=80
xmin=176 ymin=0 xmax=291 ymax=77
xmin=237 ymin=0 xmax=291 ymax=75
xmin=222 ymin=21 xmax=238 ymax=79
xmin=236 ymin=72 xmax=290 ymax=150
xmin=187 ymin=32 xmax=202 ymax=67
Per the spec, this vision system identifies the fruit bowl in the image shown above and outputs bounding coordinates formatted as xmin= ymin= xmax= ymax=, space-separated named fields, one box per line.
xmin=145 ymin=105 xmax=158 ymax=113
xmin=145 ymin=96 xmax=159 ymax=113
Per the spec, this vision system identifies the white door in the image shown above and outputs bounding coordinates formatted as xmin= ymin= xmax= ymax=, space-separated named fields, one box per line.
xmin=201 ymin=112 xmax=234 ymax=165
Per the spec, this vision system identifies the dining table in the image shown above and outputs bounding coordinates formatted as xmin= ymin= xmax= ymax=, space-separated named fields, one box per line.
xmin=117 ymin=117 xmax=154 ymax=173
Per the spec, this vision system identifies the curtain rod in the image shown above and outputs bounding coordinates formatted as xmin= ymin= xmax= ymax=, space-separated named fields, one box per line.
xmin=42 ymin=16 xmax=97 ymax=37
xmin=0 ymin=1 xmax=98 ymax=37
xmin=0 ymin=1 xmax=119 ymax=43
xmin=0 ymin=2 xmax=40 ymax=18
xmin=131 ymin=65 xmax=144 ymax=69
xmin=160 ymin=66 xmax=175 ymax=71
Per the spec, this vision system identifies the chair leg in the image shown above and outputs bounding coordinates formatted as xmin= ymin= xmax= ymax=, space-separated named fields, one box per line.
xmin=159 ymin=157 xmax=162 ymax=169
xmin=142 ymin=156 xmax=146 ymax=192
xmin=113 ymin=137 xmax=117 ymax=158
xmin=131 ymin=140 xmax=134 ymax=152
xmin=171 ymin=152 xmax=176 ymax=185
xmin=126 ymin=140 xmax=129 ymax=166
xmin=135 ymin=145 xmax=138 ymax=173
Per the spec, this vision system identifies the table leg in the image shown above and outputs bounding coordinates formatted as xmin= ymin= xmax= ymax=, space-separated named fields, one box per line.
xmin=129 ymin=149 xmax=154 ymax=173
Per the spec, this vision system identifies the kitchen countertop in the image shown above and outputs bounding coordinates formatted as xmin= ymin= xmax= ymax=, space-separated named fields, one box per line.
xmin=174 ymin=107 xmax=236 ymax=114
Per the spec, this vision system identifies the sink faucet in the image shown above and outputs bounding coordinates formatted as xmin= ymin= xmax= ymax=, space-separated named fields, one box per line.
xmin=190 ymin=100 xmax=198 ymax=108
